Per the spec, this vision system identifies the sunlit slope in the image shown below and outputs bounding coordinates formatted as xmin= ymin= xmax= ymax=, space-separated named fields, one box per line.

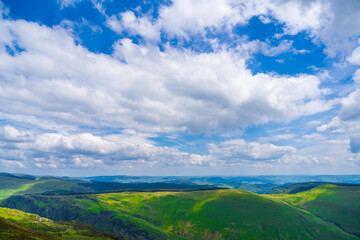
xmin=0 ymin=176 xmax=89 ymax=200
xmin=2 ymin=189 xmax=359 ymax=240
xmin=269 ymin=184 xmax=360 ymax=237
xmin=0 ymin=207 xmax=125 ymax=240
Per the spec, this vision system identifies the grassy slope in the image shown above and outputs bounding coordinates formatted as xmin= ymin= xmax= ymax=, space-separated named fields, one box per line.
xmin=0 ymin=207 xmax=125 ymax=240
xmin=269 ymin=184 xmax=360 ymax=237
xmin=2 ymin=189 xmax=358 ymax=240
xmin=0 ymin=176 xmax=90 ymax=200
xmin=91 ymin=189 xmax=359 ymax=240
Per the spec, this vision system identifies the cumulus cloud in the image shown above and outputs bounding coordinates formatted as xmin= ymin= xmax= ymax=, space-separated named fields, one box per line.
xmin=259 ymin=0 xmax=360 ymax=57
xmin=0 ymin=126 xmax=210 ymax=169
xmin=0 ymin=125 xmax=34 ymax=142
xmin=105 ymin=0 xmax=264 ymax=40
xmin=105 ymin=0 xmax=360 ymax=57
xmin=208 ymin=139 xmax=296 ymax=161
xmin=106 ymin=11 xmax=160 ymax=41
xmin=0 ymin=19 xmax=332 ymax=134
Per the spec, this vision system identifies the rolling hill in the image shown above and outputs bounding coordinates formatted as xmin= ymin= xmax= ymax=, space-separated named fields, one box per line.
xmin=0 ymin=207 xmax=125 ymax=239
xmin=0 ymin=173 xmax=215 ymax=200
xmin=269 ymin=184 xmax=360 ymax=237
xmin=2 ymin=189 xmax=358 ymax=240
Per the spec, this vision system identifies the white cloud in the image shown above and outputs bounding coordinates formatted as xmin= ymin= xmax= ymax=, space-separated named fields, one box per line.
xmin=58 ymin=0 xmax=82 ymax=9
xmin=348 ymin=44 xmax=360 ymax=65
xmin=104 ymin=0 xmax=267 ymax=40
xmin=239 ymin=39 xmax=295 ymax=57
xmin=107 ymin=11 xmax=160 ymax=41
xmin=268 ymin=0 xmax=327 ymax=35
xmin=317 ymin=117 xmax=344 ymax=133
xmin=106 ymin=0 xmax=360 ymax=58
xmin=208 ymin=139 xmax=296 ymax=161
xmin=340 ymin=90 xmax=360 ymax=121
xmin=0 ymin=19 xmax=332 ymax=135
xmin=157 ymin=0 xmax=256 ymax=37
xmin=0 ymin=126 xmax=210 ymax=169
xmin=0 ymin=125 xmax=34 ymax=142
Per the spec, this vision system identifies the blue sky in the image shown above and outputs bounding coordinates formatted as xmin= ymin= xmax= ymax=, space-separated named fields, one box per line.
xmin=1 ymin=0 xmax=360 ymax=176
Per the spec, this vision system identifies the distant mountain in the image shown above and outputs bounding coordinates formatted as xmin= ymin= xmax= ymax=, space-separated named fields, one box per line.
xmin=82 ymin=175 xmax=360 ymax=184
xmin=82 ymin=175 xmax=360 ymax=193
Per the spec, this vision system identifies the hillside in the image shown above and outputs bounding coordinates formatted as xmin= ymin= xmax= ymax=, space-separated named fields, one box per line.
xmin=269 ymin=184 xmax=360 ymax=237
xmin=0 ymin=207 xmax=125 ymax=239
xmin=0 ymin=176 xmax=90 ymax=200
xmin=2 ymin=189 xmax=358 ymax=240
xmin=0 ymin=174 xmax=215 ymax=200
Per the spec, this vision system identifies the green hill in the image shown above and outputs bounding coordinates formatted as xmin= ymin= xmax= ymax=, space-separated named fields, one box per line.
xmin=269 ymin=184 xmax=360 ymax=237
xmin=2 ymin=189 xmax=358 ymax=240
xmin=0 ymin=207 xmax=125 ymax=239
xmin=0 ymin=174 xmax=215 ymax=200
xmin=0 ymin=176 xmax=90 ymax=200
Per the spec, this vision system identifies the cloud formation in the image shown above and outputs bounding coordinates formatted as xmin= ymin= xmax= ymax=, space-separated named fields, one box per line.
xmin=1 ymin=0 xmax=360 ymax=175
xmin=105 ymin=0 xmax=360 ymax=57
xmin=0 ymin=126 xmax=210 ymax=169
xmin=0 ymin=19 xmax=331 ymax=134
xmin=208 ymin=139 xmax=296 ymax=161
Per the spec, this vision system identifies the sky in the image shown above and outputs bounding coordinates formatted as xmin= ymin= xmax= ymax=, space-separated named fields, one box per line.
xmin=1 ymin=0 xmax=360 ymax=176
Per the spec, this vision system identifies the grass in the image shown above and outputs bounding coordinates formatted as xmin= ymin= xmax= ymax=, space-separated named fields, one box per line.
xmin=0 ymin=207 xmax=124 ymax=239
xmin=269 ymin=184 xmax=360 ymax=237
xmin=90 ymin=189 xmax=358 ymax=240
xmin=0 ymin=177 xmax=89 ymax=200
xmin=3 ymin=189 xmax=359 ymax=240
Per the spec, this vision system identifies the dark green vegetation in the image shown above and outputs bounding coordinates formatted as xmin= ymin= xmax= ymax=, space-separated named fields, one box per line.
xmin=0 ymin=207 xmax=125 ymax=239
xmin=2 ymin=189 xmax=359 ymax=240
xmin=269 ymin=184 xmax=360 ymax=238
